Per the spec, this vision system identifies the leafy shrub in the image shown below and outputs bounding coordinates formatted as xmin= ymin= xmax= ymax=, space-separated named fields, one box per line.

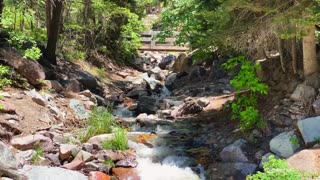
xmin=247 ymin=156 xmax=301 ymax=180
xmin=223 ymin=56 xmax=268 ymax=131
xmin=64 ymin=49 xmax=86 ymax=62
xmin=102 ymin=127 xmax=128 ymax=151
xmin=81 ymin=108 xmax=116 ymax=142
xmin=24 ymin=46 xmax=42 ymax=60
xmin=0 ymin=65 xmax=12 ymax=89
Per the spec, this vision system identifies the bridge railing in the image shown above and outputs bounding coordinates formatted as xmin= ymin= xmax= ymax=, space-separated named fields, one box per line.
xmin=139 ymin=31 xmax=188 ymax=51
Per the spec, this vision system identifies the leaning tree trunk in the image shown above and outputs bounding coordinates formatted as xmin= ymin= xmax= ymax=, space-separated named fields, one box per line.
xmin=303 ymin=25 xmax=318 ymax=79
xmin=46 ymin=0 xmax=64 ymax=65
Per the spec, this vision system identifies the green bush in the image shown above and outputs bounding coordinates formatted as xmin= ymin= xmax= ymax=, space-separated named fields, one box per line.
xmin=81 ymin=108 xmax=116 ymax=142
xmin=64 ymin=49 xmax=86 ymax=62
xmin=102 ymin=127 xmax=128 ymax=151
xmin=24 ymin=46 xmax=42 ymax=60
xmin=223 ymin=56 xmax=268 ymax=131
xmin=0 ymin=65 xmax=12 ymax=89
xmin=247 ymin=156 xmax=301 ymax=180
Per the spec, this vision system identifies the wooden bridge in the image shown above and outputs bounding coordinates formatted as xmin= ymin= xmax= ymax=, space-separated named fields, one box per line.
xmin=139 ymin=31 xmax=189 ymax=52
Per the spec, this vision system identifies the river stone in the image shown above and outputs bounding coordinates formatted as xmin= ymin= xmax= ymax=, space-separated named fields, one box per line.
xmin=287 ymin=149 xmax=320 ymax=174
xmin=69 ymin=99 xmax=89 ymax=119
xmin=219 ymin=139 xmax=248 ymax=162
xmin=269 ymin=131 xmax=299 ymax=158
xmin=298 ymin=116 xmax=320 ymax=144
xmin=207 ymin=162 xmax=257 ymax=180
xmin=19 ymin=165 xmax=88 ymax=180
xmin=290 ymin=84 xmax=315 ymax=102
xmin=0 ymin=141 xmax=19 ymax=169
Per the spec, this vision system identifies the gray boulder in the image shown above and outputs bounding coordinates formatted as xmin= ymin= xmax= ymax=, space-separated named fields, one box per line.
xmin=219 ymin=139 xmax=248 ymax=162
xmin=0 ymin=141 xmax=19 ymax=169
xmin=69 ymin=99 xmax=89 ymax=119
xmin=269 ymin=131 xmax=299 ymax=158
xmin=290 ymin=84 xmax=315 ymax=102
xmin=165 ymin=73 xmax=177 ymax=90
xmin=298 ymin=116 xmax=320 ymax=144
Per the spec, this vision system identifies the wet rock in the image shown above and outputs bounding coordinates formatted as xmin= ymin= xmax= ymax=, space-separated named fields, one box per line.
xmin=24 ymin=89 xmax=48 ymax=106
xmin=89 ymin=171 xmax=111 ymax=180
xmin=59 ymin=144 xmax=78 ymax=160
xmin=112 ymin=168 xmax=140 ymax=180
xmin=219 ymin=139 xmax=248 ymax=162
xmin=287 ymin=149 xmax=320 ymax=174
xmin=290 ymin=84 xmax=315 ymax=102
xmin=165 ymin=73 xmax=177 ymax=90
xmin=197 ymin=98 xmax=210 ymax=107
xmin=141 ymin=73 xmax=163 ymax=91
xmin=115 ymin=158 xmax=138 ymax=168
xmin=297 ymin=116 xmax=320 ymax=144
xmin=137 ymin=96 xmax=159 ymax=114
xmin=171 ymin=99 xmax=203 ymax=117
xmin=207 ymin=162 xmax=257 ymax=180
xmin=20 ymin=165 xmax=88 ymax=180
xmin=0 ymin=100 xmax=16 ymax=113
xmin=11 ymin=134 xmax=54 ymax=152
xmin=269 ymin=131 xmax=299 ymax=158
xmin=69 ymin=99 xmax=89 ymax=119
xmin=159 ymin=54 xmax=175 ymax=70
xmin=63 ymin=160 xmax=85 ymax=170
xmin=126 ymin=90 xmax=148 ymax=99
xmin=0 ymin=141 xmax=19 ymax=169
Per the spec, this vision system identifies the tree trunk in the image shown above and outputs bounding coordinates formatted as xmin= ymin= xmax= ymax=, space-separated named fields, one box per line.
xmin=0 ymin=0 xmax=4 ymax=21
xmin=303 ymin=25 xmax=318 ymax=78
xmin=45 ymin=0 xmax=52 ymax=38
xmin=46 ymin=0 xmax=64 ymax=65
xmin=291 ymin=36 xmax=297 ymax=74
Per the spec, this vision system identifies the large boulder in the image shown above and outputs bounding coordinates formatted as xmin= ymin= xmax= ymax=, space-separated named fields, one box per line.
xmin=171 ymin=53 xmax=193 ymax=73
xmin=0 ymin=50 xmax=45 ymax=85
xmin=269 ymin=131 xmax=300 ymax=158
xmin=290 ymin=84 xmax=315 ymax=102
xmin=0 ymin=141 xmax=19 ymax=169
xmin=287 ymin=149 xmax=320 ymax=174
xmin=171 ymin=99 xmax=203 ymax=117
xmin=75 ymin=71 xmax=101 ymax=94
xmin=69 ymin=99 xmax=89 ymax=119
xmin=19 ymin=165 xmax=88 ymax=180
xmin=297 ymin=116 xmax=320 ymax=144
xmin=137 ymin=96 xmax=159 ymax=114
xmin=219 ymin=139 xmax=248 ymax=162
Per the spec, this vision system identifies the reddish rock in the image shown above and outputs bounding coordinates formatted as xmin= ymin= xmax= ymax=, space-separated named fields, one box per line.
xmin=63 ymin=160 xmax=85 ymax=170
xmin=0 ymin=100 xmax=16 ymax=113
xmin=10 ymin=134 xmax=53 ymax=152
xmin=112 ymin=168 xmax=140 ymax=180
xmin=59 ymin=144 xmax=78 ymax=160
xmin=89 ymin=171 xmax=111 ymax=180
xmin=1 ymin=51 xmax=45 ymax=85
xmin=287 ymin=149 xmax=320 ymax=174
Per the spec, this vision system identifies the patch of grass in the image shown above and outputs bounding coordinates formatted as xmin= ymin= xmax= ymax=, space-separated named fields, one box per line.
xmin=102 ymin=128 xmax=128 ymax=151
xmin=81 ymin=107 xmax=116 ymax=142
xmin=290 ymin=136 xmax=299 ymax=146
xmin=103 ymin=159 xmax=115 ymax=167
xmin=31 ymin=147 xmax=44 ymax=165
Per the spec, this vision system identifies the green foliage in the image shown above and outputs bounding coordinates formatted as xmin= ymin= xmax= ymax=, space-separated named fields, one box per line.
xmin=103 ymin=159 xmax=115 ymax=167
xmin=64 ymin=50 xmax=87 ymax=62
xmin=23 ymin=46 xmax=42 ymax=60
xmin=0 ymin=65 xmax=12 ymax=89
xmin=290 ymin=137 xmax=299 ymax=146
xmin=81 ymin=108 xmax=117 ymax=142
xmin=223 ymin=56 xmax=268 ymax=131
xmin=31 ymin=147 xmax=44 ymax=165
xmin=247 ymin=156 xmax=301 ymax=180
xmin=102 ymin=127 xmax=128 ymax=151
